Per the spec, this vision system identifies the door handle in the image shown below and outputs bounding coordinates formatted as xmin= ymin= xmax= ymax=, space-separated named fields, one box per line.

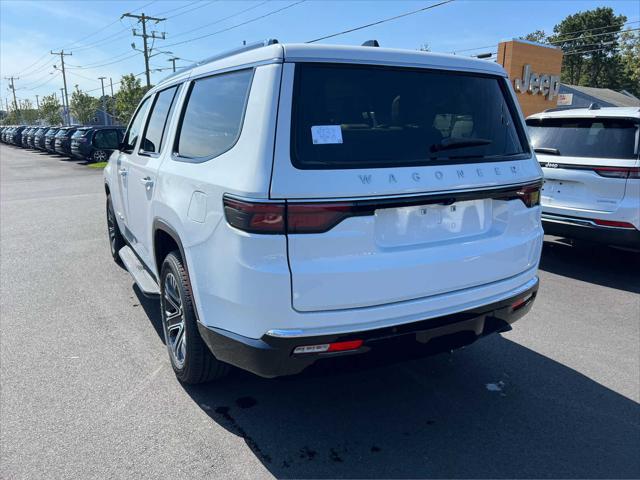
xmin=140 ymin=176 xmax=154 ymax=187
xmin=118 ymin=168 xmax=128 ymax=176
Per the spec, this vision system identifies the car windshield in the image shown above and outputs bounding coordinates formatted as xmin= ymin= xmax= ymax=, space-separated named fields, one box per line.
xmin=291 ymin=63 xmax=528 ymax=169
xmin=527 ymin=117 xmax=639 ymax=159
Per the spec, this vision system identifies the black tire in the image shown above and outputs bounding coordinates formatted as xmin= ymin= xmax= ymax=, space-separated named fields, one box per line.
xmin=160 ymin=251 xmax=229 ymax=384
xmin=106 ymin=195 xmax=125 ymax=264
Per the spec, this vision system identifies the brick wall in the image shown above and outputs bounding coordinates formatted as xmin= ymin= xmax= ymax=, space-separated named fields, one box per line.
xmin=497 ymin=40 xmax=564 ymax=117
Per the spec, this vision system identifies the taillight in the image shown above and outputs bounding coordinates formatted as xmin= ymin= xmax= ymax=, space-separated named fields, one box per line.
xmin=287 ymin=203 xmax=355 ymax=234
xmin=594 ymin=167 xmax=640 ymax=179
xmin=223 ymin=197 xmax=285 ymax=234
xmin=515 ymin=185 xmax=541 ymax=208
xmin=223 ymin=196 xmax=357 ymax=234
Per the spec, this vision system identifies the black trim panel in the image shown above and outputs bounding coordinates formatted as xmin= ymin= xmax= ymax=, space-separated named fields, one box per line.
xmin=198 ymin=278 xmax=539 ymax=378
xmin=542 ymin=215 xmax=640 ymax=248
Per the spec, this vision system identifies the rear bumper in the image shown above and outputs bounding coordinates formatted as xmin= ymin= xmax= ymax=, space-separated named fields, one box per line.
xmin=542 ymin=213 xmax=640 ymax=248
xmin=198 ymin=277 xmax=539 ymax=378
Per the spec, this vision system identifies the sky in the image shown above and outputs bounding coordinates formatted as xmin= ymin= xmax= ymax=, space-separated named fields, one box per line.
xmin=1 ymin=0 xmax=638 ymax=108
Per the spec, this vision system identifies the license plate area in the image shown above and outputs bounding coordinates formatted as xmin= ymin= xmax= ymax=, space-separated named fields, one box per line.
xmin=374 ymin=199 xmax=493 ymax=248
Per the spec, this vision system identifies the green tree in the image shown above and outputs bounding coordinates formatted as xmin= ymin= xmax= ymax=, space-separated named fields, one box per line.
xmin=520 ymin=30 xmax=547 ymax=43
xmin=115 ymin=74 xmax=150 ymax=125
xmin=549 ymin=7 xmax=626 ymax=87
xmin=70 ymin=87 xmax=99 ymax=125
xmin=39 ymin=94 xmax=62 ymax=125
xmin=619 ymin=30 xmax=640 ymax=97
xmin=20 ymin=99 xmax=39 ymax=124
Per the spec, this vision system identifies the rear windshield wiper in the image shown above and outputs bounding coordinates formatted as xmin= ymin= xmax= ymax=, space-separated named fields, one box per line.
xmin=430 ymin=137 xmax=492 ymax=153
xmin=534 ymin=147 xmax=561 ymax=155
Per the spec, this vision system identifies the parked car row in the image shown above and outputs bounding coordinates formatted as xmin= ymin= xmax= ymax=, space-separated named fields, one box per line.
xmin=0 ymin=124 xmax=125 ymax=162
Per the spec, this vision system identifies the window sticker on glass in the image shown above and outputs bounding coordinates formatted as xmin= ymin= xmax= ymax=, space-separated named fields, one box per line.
xmin=311 ymin=125 xmax=343 ymax=145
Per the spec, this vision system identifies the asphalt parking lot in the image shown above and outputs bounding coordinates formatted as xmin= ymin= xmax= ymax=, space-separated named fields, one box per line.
xmin=1 ymin=144 xmax=639 ymax=479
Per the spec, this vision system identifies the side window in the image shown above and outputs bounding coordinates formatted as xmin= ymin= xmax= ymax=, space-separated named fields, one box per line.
xmin=94 ymin=130 xmax=119 ymax=149
xmin=141 ymin=86 xmax=179 ymax=154
xmin=176 ymin=69 xmax=253 ymax=160
xmin=122 ymin=96 xmax=151 ymax=152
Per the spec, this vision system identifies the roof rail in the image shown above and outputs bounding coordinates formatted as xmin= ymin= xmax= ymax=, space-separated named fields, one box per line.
xmin=542 ymin=106 xmax=578 ymax=113
xmin=162 ymin=39 xmax=279 ymax=82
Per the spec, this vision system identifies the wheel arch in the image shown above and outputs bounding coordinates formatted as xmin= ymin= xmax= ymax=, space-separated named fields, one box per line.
xmin=152 ymin=219 xmax=189 ymax=279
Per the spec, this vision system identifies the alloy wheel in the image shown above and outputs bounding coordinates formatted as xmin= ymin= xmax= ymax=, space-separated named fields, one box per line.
xmin=94 ymin=150 xmax=107 ymax=162
xmin=163 ymin=272 xmax=186 ymax=369
xmin=107 ymin=204 xmax=117 ymax=255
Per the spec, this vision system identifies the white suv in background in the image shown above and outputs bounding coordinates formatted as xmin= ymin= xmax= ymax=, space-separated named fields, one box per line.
xmin=105 ymin=40 xmax=543 ymax=383
xmin=527 ymin=106 xmax=640 ymax=248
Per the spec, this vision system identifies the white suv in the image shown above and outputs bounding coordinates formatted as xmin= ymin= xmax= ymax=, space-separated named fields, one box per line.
xmin=105 ymin=40 xmax=543 ymax=383
xmin=527 ymin=106 xmax=640 ymax=248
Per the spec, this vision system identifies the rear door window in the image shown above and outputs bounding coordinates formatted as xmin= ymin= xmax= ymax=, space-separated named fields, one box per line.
xmin=291 ymin=63 xmax=528 ymax=169
xmin=527 ymin=117 xmax=639 ymax=159
xmin=122 ymin=97 xmax=151 ymax=152
xmin=141 ymin=86 xmax=179 ymax=154
xmin=175 ymin=69 xmax=253 ymax=160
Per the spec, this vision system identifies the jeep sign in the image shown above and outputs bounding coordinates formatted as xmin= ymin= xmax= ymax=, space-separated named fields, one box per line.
xmin=514 ymin=64 xmax=561 ymax=100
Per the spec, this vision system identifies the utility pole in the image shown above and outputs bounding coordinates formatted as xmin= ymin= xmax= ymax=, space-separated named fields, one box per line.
xmin=60 ymin=87 xmax=66 ymax=124
xmin=51 ymin=49 xmax=72 ymax=125
xmin=109 ymin=77 xmax=114 ymax=97
xmin=4 ymin=76 xmax=20 ymax=121
xmin=35 ymin=95 xmax=40 ymax=123
xmin=98 ymin=76 xmax=107 ymax=125
xmin=121 ymin=12 xmax=166 ymax=88
xmin=168 ymin=57 xmax=179 ymax=73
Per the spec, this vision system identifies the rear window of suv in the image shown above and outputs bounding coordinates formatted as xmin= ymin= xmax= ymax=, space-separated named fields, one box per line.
xmin=527 ymin=117 xmax=639 ymax=159
xmin=291 ymin=63 xmax=529 ymax=169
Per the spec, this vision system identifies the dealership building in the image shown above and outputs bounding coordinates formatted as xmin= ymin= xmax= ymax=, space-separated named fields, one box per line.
xmin=496 ymin=39 xmax=640 ymax=117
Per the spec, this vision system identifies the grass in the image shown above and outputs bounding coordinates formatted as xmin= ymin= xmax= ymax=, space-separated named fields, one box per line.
xmin=87 ymin=162 xmax=107 ymax=169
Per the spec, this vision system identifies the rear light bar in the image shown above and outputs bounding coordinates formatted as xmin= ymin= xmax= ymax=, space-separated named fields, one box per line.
xmin=511 ymin=293 xmax=534 ymax=311
xmin=594 ymin=167 xmax=640 ymax=179
xmin=293 ymin=339 xmax=363 ymax=355
xmin=593 ymin=219 xmax=636 ymax=229
xmin=223 ymin=181 xmax=542 ymax=234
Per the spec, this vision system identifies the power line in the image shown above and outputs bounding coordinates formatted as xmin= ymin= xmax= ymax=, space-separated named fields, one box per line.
xmin=151 ymin=0 xmax=200 ymax=17
xmin=549 ymin=25 xmax=640 ymax=45
xmin=13 ymin=53 xmax=51 ymax=77
xmin=564 ymin=45 xmax=622 ymax=56
xmin=83 ymin=71 xmax=146 ymax=94
xmin=307 ymin=0 xmax=455 ymax=43
xmin=168 ymin=0 xmax=269 ymax=40
xmin=550 ymin=19 xmax=639 ymax=43
xmin=67 ymin=51 xmax=137 ymax=69
xmin=451 ymin=19 xmax=639 ymax=54
xmin=58 ymin=0 xmax=158 ymax=50
xmin=23 ymin=72 xmax=60 ymax=91
xmin=70 ymin=31 xmax=131 ymax=53
xmin=154 ymin=0 xmax=217 ymax=19
xmin=163 ymin=0 xmax=305 ymax=48
xmin=9 ymin=0 xmax=157 ymax=78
